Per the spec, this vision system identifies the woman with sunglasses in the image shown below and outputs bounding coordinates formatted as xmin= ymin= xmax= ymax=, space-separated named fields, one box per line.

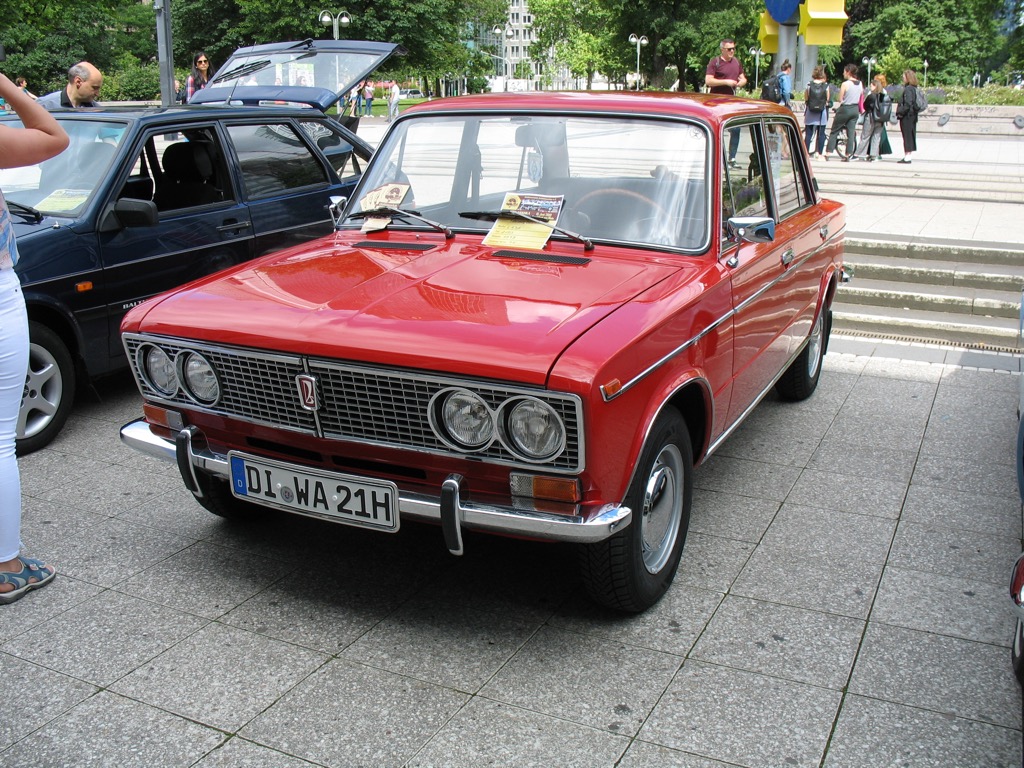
xmin=186 ymin=52 xmax=215 ymax=102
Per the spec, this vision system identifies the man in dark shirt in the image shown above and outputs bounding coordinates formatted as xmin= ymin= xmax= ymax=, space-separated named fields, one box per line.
xmin=706 ymin=39 xmax=747 ymax=165
xmin=37 ymin=63 xmax=103 ymax=110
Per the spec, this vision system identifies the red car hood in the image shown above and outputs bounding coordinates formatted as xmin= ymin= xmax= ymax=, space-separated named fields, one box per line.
xmin=129 ymin=236 xmax=683 ymax=385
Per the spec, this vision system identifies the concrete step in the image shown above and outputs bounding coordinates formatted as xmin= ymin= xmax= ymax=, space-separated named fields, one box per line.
xmin=845 ymin=238 xmax=1024 ymax=266
xmin=831 ymin=302 xmax=1021 ymax=350
xmin=837 ymin=277 xmax=1020 ymax=318
xmin=842 ymin=253 xmax=1024 ymax=291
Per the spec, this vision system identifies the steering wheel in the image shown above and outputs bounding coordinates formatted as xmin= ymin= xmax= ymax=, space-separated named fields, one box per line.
xmin=570 ymin=187 xmax=670 ymax=222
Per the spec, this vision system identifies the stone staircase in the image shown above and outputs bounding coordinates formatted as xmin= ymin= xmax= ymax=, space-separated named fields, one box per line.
xmin=833 ymin=238 xmax=1024 ymax=350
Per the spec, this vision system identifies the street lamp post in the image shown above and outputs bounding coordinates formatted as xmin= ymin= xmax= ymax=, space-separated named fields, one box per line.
xmin=748 ymin=47 xmax=764 ymax=90
xmin=628 ymin=33 xmax=648 ymax=90
xmin=923 ymin=59 xmax=928 ymax=90
xmin=493 ymin=25 xmax=515 ymax=90
xmin=862 ymin=56 xmax=877 ymax=84
xmin=319 ymin=9 xmax=351 ymax=39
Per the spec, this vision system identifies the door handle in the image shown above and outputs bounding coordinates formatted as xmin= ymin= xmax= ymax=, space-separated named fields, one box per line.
xmin=217 ymin=220 xmax=251 ymax=233
xmin=780 ymin=248 xmax=795 ymax=266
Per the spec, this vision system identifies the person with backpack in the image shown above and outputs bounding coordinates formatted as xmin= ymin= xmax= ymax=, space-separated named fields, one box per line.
xmin=777 ymin=60 xmax=793 ymax=107
xmin=896 ymin=69 xmax=923 ymax=164
xmin=850 ymin=77 xmax=890 ymax=161
xmin=803 ymin=65 xmax=831 ymax=158
xmin=824 ymin=63 xmax=863 ymax=160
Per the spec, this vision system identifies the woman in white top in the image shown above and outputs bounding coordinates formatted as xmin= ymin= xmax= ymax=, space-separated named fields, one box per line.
xmin=0 ymin=73 xmax=68 ymax=604
xmin=824 ymin=63 xmax=864 ymax=160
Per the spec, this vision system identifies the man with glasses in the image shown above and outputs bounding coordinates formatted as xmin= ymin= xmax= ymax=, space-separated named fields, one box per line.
xmin=37 ymin=62 xmax=103 ymax=110
xmin=706 ymin=39 xmax=747 ymax=166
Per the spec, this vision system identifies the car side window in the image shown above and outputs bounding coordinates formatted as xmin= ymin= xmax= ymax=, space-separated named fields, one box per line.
xmin=765 ymin=121 xmax=808 ymax=218
xmin=298 ymin=119 xmax=364 ymax=180
xmin=721 ymin=122 xmax=768 ymax=232
xmin=119 ymin=128 xmax=234 ymax=214
xmin=225 ymin=123 xmax=328 ymax=200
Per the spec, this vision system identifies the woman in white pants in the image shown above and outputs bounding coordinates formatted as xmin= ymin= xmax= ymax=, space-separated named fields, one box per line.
xmin=0 ymin=73 xmax=68 ymax=603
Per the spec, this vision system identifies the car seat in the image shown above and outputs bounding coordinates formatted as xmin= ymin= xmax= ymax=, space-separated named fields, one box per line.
xmin=154 ymin=141 xmax=222 ymax=211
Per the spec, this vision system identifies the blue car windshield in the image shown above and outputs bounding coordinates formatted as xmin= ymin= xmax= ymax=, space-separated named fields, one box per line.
xmin=0 ymin=119 xmax=128 ymax=218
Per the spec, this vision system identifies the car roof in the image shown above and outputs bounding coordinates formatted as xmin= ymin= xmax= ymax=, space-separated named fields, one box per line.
xmin=400 ymin=90 xmax=793 ymax=127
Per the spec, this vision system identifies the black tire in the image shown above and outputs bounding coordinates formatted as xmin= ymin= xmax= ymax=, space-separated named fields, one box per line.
xmin=578 ymin=406 xmax=693 ymax=612
xmin=17 ymin=322 xmax=76 ymax=456
xmin=1013 ymin=618 xmax=1024 ymax=684
xmin=192 ymin=470 xmax=264 ymax=520
xmin=775 ymin=307 xmax=830 ymax=402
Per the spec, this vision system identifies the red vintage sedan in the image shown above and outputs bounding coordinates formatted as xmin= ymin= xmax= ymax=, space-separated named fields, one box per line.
xmin=120 ymin=91 xmax=846 ymax=612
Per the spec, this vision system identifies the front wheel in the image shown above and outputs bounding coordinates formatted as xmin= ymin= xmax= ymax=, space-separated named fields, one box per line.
xmin=192 ymin=470 xmax=265 ymax=521
xmin=17 ymin=322 xmax=76 ymax=455
xmin=578 ymin=407 xmax=693 ymax=612
xmin=775 ymin=307 xmax=830 ymax=401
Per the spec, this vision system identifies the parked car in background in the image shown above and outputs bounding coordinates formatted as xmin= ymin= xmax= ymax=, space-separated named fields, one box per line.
xmin=120 ymin=91 xmax=846 ymax=612
xmin=1009 ymin=356 xmax=1024 ymax=683
xmin=0 ymin=39 xmax=401 ymax=453
xmin=399 ymin=89 xmax=425 ymax=99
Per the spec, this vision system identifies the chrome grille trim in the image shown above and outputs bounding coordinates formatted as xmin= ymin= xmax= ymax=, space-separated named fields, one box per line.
xmin=123 ymin=333 xmax=584 ymax=472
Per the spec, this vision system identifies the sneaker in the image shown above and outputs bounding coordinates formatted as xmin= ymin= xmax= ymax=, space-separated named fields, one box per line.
xmin=728 ymin=158 xmax=739 ymax=168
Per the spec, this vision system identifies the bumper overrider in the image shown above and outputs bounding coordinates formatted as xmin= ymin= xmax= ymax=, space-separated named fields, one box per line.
xmin=120 ymin=419 xmax=632 ymax=555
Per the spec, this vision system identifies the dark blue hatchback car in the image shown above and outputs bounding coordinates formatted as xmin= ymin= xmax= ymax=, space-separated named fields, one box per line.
xmin=0 ymin=39 xmax=400 ymax=452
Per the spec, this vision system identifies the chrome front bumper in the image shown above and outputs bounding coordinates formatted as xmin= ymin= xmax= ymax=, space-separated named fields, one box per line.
xmin=120 ymin=419 xmax=632 ymax=554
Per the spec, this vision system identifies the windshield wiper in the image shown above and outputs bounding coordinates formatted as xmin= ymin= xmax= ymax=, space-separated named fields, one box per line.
xmin=6 ymin=200 xmax=43 ymax=224
xmin=209 ymin=59 xmax=272 ymax=86
xmin=459 ymin=210 xmax=593 ymax=251
xmin=345 ymin=207 xmax=454 ymax=239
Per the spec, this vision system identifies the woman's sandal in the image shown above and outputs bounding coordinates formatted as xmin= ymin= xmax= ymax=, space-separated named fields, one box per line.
xmin=0 ymin=557 xmax=56 ymax=605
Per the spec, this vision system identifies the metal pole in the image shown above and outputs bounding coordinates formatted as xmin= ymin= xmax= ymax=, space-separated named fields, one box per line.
xmin=153 ymin=0 xmax=175 ymax=107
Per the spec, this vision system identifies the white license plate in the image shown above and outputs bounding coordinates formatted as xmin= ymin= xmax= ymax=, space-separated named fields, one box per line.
xmin=228 ymin=453 xmax=399 ymax=532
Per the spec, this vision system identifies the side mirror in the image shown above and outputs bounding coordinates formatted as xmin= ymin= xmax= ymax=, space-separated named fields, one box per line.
xmin=726 ymin=216 xmax=775 ymax=244
xmin=328 ymin=195 xmax=348 ymax=228
xmin=100 ymin=198 xmax=159 ymax=231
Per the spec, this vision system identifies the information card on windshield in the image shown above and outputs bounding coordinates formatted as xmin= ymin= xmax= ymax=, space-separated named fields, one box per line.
xmin=483 ymin=193 xmax=564 ymax=250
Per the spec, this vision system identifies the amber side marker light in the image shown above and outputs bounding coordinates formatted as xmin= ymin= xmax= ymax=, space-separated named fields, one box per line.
xmin=510 ymin=473 xmax=581 ymax=504
xmin=601 ymin=378 xmax=623 ymax=398
xmin=75 ymin=281 xmax=93 ymax=293
xmin=143 ymin=403 xmax=185 ymax=431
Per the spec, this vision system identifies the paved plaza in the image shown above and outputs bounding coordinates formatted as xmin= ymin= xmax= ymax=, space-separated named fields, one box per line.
xmin=0 ymin=127 xmax=1021 ymax=767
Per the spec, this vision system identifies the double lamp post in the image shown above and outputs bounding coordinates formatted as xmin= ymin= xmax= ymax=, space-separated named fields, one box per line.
xmin=628 ymin=33 xmax=648 ymax=90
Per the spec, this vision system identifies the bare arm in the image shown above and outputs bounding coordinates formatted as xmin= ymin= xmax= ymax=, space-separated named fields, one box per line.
xmin=0 ymin=74 xmax=68 ymax=169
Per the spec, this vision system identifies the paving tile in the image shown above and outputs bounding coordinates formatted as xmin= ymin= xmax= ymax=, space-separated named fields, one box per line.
xmin=850 ymin=623 xmax=1021 ymax=729
xmin=409 ymin=697 xmax=629 ymax=767
xmin=35 ymin=461 xmax=182 ymax=518
xmin=18 ymin=450 xmax=112 ymax=498
xmin=756 ymin=504 xmax=897 ymax=565
xmin=241 ymin=658 xmax=467 ymax=768
xmin=113 ymin=485 xmax=225 ymax=539
xmin=912 ymin=453 xmax=1019 ymax=500
xmin=112 ymin=622 xmax=328 ymax=732
xmin=117 ymin=540 xmax=298 ymax=619
xmin=690 ymin=596 xmax=864 ymax=689
xmin=887 ymin=521 xmax=1019 ymax=585
xmin=0 ymin=574 xmax=102 ymax=644
xmin=0 ymin=653 xmax=97 ymax=750
xmin=714 ymin=408 xmax=831 ymax=466
xmin=193 ymin=737 xmax=323 ymax=767
xmin=901 ymin=483 xmax=1022 ymax=538
xmin=923 ymin=387 xmax=1017 ymax=465
xmin=1 ymin=590 xmax=207 ymax=686
xmin=673 ymin=532 xmax=755 ymax=593
xmin=33 ymin=517 xmax=194 ymax=588
xmin=640 ymin=660 xmax=841 ymax=768
xmin=0 ymin=691 xmax=224 ymax=768
xmin=551 ymin=583 xmax=723 ymax=656
xmin=941 ymin=366 xmax=1022 ymax=393
xmin=689 ymin=488 xmax=780 ymax=542
xmin=807 ymin=437 xmax=918 ymax=483
xmin=872 ymin=566 xmax=1012 ymax=645
xmin=480 ymin=626 xmax=681 ymax=736
xmin=732 ymin=547 xmax=883 ymax=619
xmin=859 ymin=356 xmax=945 ymax=382
xmin=823 ymin=694 xmax=1021 ymax=768
xmin=617 ymin=740 xmax=737 ymax=767
xmin=786 ymin=468 xmax=908 ymax=518
xmin=694 ymin=454 xmax=802 ymax=501
xmin=341 ymin=596 xmax=539 ymax=692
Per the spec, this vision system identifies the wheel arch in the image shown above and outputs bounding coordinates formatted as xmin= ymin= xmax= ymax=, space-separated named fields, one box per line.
xmin=24 ymin=299 xmax=86 ymax=375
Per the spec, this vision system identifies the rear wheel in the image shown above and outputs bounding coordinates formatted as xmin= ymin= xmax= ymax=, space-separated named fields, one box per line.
xmin=17 ymin=322 xmax=76 ymax=455
xmin=578 ymin=407 xmax=693 ymax=612
xmin=775 ymin=306 xmax=830 ymax=401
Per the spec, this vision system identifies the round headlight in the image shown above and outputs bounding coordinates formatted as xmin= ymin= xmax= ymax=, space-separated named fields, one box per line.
xmin=179 ymin=352 xmax=220 ymax=404
xmin=140 ymin=345 xmax=177 ymax=396
xmin=503 ymin=398 xmax=565 ymax=461
xmin=434 ymin=389 xmax=494 ymax=450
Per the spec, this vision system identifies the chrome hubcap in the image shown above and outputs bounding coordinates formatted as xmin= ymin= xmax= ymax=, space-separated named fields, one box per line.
xmin=640 ymin=444 xmax=684 ymax=574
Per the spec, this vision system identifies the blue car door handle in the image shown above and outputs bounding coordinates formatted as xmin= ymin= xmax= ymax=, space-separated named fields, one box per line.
xmin=217 ymin=220 xmax=251 ymax=233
